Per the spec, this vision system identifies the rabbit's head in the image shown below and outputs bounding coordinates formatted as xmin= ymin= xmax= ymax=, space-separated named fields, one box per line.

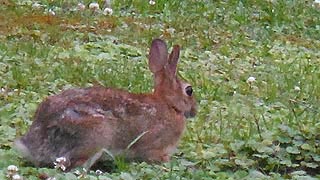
xmin=149 ymin=39 xmax=197 ymax=118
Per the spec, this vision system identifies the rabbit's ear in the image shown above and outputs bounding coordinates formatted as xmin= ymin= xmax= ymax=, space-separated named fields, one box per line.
xmin=168 ymin=45 xmax=180 ymax=77
xmin=149 ymin=39 xmax=168 ymax=73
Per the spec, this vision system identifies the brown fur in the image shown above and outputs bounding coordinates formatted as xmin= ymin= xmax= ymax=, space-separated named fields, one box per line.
xmin=14 ymin=39 xmax=197 ymax=170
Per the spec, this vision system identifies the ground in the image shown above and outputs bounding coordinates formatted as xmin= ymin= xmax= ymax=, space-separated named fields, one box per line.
xmin=0 ymin=0 xmax=320 ymax=179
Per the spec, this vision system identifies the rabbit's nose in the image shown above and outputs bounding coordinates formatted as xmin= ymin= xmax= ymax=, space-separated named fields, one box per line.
xmin=184 ymin=110 xmax=196 ymax=118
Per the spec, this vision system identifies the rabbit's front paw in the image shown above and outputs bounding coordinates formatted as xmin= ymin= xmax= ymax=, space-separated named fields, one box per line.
xmin=146 ymin=150 xmax=170 ymax=163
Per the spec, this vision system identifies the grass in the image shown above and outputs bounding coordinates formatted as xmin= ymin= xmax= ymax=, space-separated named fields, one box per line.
xmin=1 ymin=0 xmax=320 ymax=179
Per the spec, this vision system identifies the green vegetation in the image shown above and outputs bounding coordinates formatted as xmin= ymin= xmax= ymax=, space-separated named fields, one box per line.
xmin=1 ymin=0 xmax=320 ymax=179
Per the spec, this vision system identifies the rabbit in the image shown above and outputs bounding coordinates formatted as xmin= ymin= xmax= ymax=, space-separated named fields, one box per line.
xmin=14 ymin=39 xmax=197 ymax=171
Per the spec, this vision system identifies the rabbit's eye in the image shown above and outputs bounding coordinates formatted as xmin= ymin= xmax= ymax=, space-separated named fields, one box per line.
xmin=185 ymin=86 xmax=193 ymax=96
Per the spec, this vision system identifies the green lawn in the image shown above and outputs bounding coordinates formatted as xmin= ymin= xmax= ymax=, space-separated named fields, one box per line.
xmin=1 ymin=0 xmax=320 ymax=179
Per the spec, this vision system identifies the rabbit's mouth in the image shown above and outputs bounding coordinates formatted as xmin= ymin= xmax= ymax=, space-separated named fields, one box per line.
xmin=171 ymin=105 xmax=196 ymax=118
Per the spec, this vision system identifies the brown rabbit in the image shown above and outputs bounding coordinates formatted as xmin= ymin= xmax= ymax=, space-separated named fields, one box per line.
xmin=14 ymin=39 xmax=197 ymax=171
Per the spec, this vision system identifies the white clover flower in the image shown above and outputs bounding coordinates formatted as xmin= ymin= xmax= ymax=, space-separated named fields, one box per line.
xmin=95 ymin=169 xmax=103 ymax=175
xmin=32 ymin=2 xmax=42 ymax=9
xmin=48 ymin=9 xmax=55 ymax=16
xmin=149 ymin=0 xmax=156 ymax=5
xmin=12 ymin=174 xmax=22 ymax=180
xmin=77 ymin=3 xmax=86 ymax=11
xmin=7 ymin=165 xmax=19 ymax=172
xmin=54 ymin=157 xmax=67 ymax=171
xmin=89 ymin=2 xmax=100 ymax=11
xmin=246 ymin=76 xmax=256 ymax=83
xmin=103 ymin=7 xmax=113 ymax=15
xmin=294 ymin=86 xmax=301 ymax=92
xmin=314 ymin=0 xmax=320 ymax=8
xmin=7 ymin=165 xmax=19 ymax=176
xmin=166 ymin=27 xmax=175 ymax=35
